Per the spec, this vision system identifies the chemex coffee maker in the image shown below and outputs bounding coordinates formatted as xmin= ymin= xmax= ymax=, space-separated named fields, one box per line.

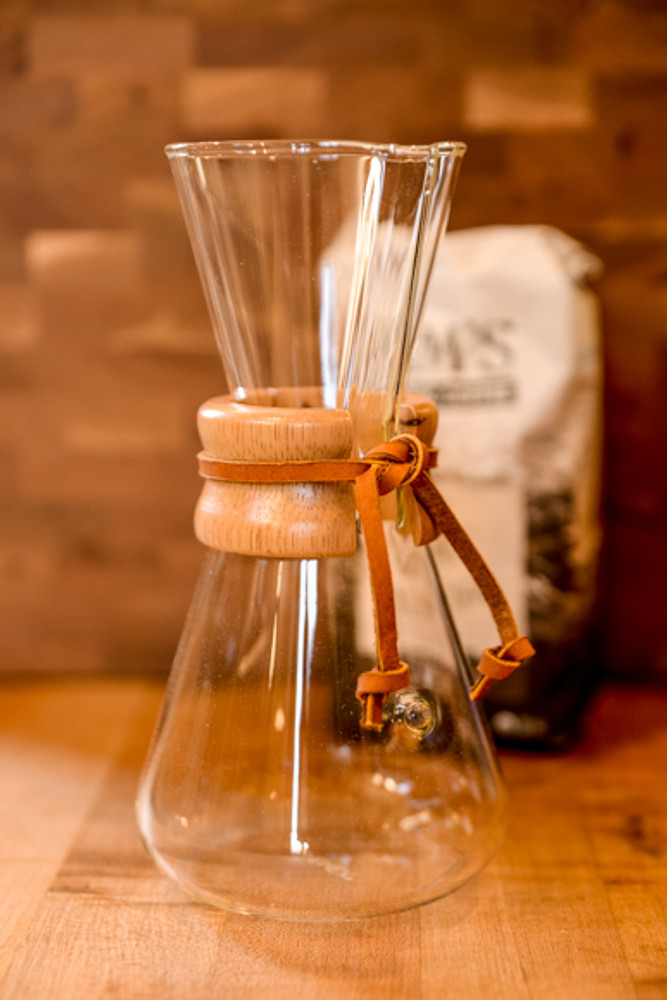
xmin=136 ymin=139 xmax=533 ymax=921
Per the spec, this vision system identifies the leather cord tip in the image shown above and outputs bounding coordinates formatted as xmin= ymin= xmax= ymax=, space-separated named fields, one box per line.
xmin=470 ymin=635 xmax=535 ymax=700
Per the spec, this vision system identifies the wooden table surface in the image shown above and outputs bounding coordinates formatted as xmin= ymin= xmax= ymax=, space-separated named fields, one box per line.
xmin=0 ymin=676 xmax=665 ymax=1000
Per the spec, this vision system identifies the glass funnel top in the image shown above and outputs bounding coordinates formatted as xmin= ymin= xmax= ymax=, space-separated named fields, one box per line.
xmin=166 ymin=139 xmax=465 ymax=431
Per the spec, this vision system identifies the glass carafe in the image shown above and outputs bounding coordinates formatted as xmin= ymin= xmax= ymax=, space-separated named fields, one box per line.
xmin=136 ymin=139 xmax=508 ymax=921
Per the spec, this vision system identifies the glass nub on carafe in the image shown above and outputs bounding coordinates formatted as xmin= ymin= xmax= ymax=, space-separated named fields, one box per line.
xmin=136 ymin=139 xmax=508 ymax=922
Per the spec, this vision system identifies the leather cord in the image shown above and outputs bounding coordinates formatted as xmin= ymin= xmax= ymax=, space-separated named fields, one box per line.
xmin=198 ymin=433 xmax=534 ymax=730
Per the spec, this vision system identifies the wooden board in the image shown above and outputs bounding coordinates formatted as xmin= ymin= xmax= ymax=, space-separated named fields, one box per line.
xmin=0 ymin=678 xmax=665 ymax=999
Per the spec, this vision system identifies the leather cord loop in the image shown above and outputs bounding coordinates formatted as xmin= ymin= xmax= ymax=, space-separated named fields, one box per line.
xmin=355 ymin=661 xmax=411 ymax=695
xmin=476 ymin=638 xmax=535 ymax=681
xmin=198 ymin=427 xmax=534 ymax=727
xmin=363 ymin=434 xmax=436 ymax=494
xmin=355 ymin=661 xmax=411 ymax=731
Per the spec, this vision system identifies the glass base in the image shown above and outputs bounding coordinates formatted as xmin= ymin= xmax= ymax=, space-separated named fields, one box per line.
xmin=138 ymin=801 xmax=501 ymax=922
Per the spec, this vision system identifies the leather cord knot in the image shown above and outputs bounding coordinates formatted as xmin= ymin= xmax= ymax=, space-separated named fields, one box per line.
xmin=364 ymin=434 xmax=436 ymax=495
xmin=469 ymin=636 xmax=536 ymax=700
xmin=355 ymin=661 xmax=411 ymax=730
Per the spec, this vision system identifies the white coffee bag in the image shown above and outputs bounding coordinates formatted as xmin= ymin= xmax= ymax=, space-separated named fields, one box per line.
xmin=409 ymin=225 xmax=603 ymax=663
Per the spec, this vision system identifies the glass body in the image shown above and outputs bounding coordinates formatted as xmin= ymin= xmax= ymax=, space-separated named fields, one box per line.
xmin=137 ymin=140 xmax=507 ymax=921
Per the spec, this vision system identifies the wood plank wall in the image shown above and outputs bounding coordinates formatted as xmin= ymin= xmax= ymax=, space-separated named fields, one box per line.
xmin=1 ymin=1 xmax=666 ymax=680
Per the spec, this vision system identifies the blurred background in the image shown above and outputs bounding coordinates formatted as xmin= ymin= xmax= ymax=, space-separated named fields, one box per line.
xmin=1 ymin=0 xmax=666 ymax=687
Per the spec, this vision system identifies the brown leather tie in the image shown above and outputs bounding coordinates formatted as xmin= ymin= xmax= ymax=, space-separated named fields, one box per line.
xmin=199 ymin=432 xmax=535 ymax=730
